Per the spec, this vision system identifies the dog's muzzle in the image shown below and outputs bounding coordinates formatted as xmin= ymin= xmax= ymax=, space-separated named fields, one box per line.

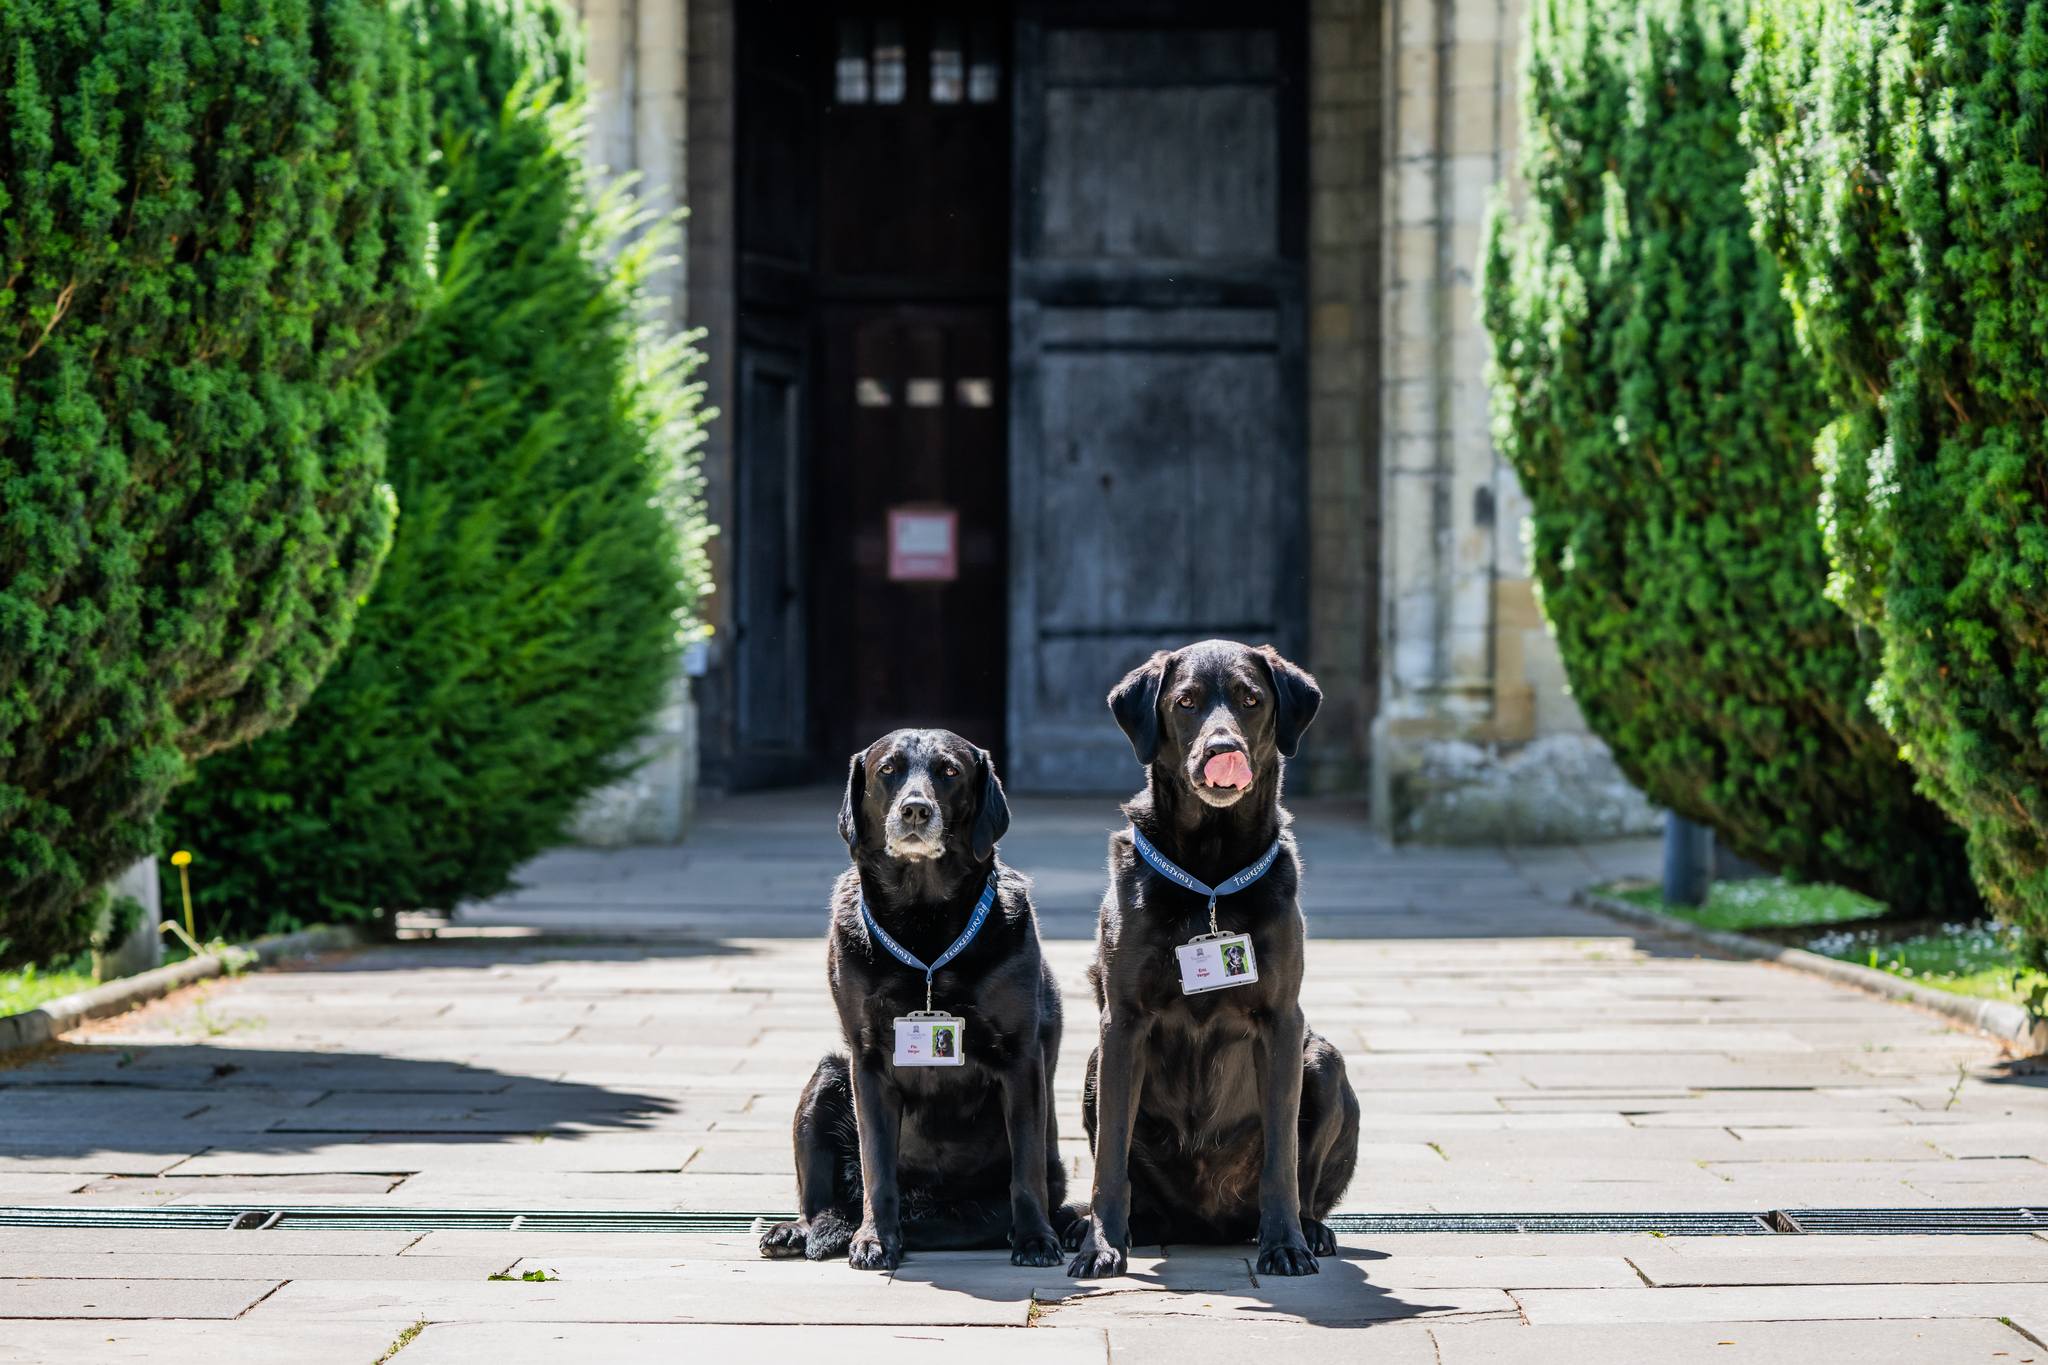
xmin=1190 ymin=737 xmax=1255 ymax=806
xmin=884 ymin=795 xmax=945 ymax=859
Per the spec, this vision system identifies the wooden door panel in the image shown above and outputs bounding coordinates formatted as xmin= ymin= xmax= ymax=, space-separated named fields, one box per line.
xmin=733 ymin=347 xmax=810 ymax=772
xmin=1008 ymin=6 xmax=1306 ymax=791
xmin=1034 ymin=348 xmax=1284 ymax=631
xmin=1040 ymin=88 xmax=1278 ymax=259
xmin=819 ymin=307 xmax=1008 ymax=760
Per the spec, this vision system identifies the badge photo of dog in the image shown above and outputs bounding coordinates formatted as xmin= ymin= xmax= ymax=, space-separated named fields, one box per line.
xmin=1067 ymin=640 xmax=1361 ymax=1278
xmin=759 ymin=729 xmax=1069 ymax=1270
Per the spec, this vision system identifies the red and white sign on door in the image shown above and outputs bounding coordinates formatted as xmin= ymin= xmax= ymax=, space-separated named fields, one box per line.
xmin=887 ymin=506 xmax=958 ymax=582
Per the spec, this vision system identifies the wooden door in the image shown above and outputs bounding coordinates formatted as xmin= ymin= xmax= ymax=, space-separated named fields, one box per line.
xmin=732 ymin=0 xmax=819 ymax=786
xmin=814 ymin=307 xmax=1008 ymax=759
xmin=809 ymin=6 xmax=1012 ymax=762
xmin=1006 ymin=3 xmax=1309 ymax=790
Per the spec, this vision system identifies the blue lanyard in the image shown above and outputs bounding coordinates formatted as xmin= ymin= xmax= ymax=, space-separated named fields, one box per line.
xmin=1129 ymin=826 xmax=1282 ymax=934
xmin=860 ymin=871 xmax=1000 ymax=1012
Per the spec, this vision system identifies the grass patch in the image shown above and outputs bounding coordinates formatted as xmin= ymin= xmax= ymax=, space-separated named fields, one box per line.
xmin=1603 ymin=878 xmax=2047 ymax=1010
xmin=1608 ymin=876 xmax=1884 ymax=933
xmin=0 ymin=962 xmax=97 ymax=1015
xmin=1806 ymin=922 xmax=2048 ymax=1009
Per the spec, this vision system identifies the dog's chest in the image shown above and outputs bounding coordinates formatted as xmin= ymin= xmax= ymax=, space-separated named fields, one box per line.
xmin=1142 ymin=1002 xmax=1263 ymax=1129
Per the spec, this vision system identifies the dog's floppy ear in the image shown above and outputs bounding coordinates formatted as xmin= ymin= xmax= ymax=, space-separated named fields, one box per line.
xmin=1258 ymin=645 xmax=1323 ymax=758
xmin=969 ymin=747 xmax=1010 ymax=860
xmin=837 ymin=750 xmax=869 ymax=853
xmin=1108 ymin=651 xmax=1171 ymax=765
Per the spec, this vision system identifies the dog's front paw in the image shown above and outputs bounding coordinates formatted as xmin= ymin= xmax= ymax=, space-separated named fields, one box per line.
xmin=1011 ymin=1226 xmax=1064 ymax=1268
xmin=1301 ymin=1216 xmax=1338 ymax=1257
xmin=805 ymin=1211 xmax=855 ymax=1261
xmin=759 ymin=1219 xmax=808 ymax=1258
xmin=847 ymin=1226 xmax=901 ymax=1272
xmin=1065 ymin=1242 xmax=1128 ymax=1278
xmin=1256 ymin=1239 xmax=1320 ymax=1277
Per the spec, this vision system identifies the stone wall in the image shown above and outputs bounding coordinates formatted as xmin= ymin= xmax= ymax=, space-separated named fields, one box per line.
xmin=564 ymin=0 xmax=711 ymax=843
xmin=1303 ymin=0 xmax=1382 ymax=796
xmin=1370 ymin=0 xmax=1657 ymax=841
xmin=559 ymin=0 xmax=1652 ymax=841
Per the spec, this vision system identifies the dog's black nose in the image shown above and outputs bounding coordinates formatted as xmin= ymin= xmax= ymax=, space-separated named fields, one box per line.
xmin=898 ymin=798 xmax=934 ymax=827
xmin=1203 ymin=735 xmax=1245 ymax=756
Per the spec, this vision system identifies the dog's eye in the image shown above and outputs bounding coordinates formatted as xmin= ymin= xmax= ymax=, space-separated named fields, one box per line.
xmin=941 ymin=764 xmax=960 ymax=778
xmin=1175 ymin=694 xmax=1196 ymax=710
xmin=1241 ymin=691 xmax=1260 ymax=707
xmin=878 ymin=761 xmax=895 ymax=775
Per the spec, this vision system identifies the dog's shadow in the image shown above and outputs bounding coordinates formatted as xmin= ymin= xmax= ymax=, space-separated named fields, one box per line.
xmin=887 ymin=1244 xmax=1462 ymax=1330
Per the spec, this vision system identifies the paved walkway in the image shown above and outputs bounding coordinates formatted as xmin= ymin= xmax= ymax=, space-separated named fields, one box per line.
xmin=3 ymin=791 xmax=2046 ymax=1362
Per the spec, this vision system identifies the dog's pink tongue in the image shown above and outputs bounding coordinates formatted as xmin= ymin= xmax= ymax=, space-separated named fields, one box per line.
xmin=1203 ymin=750 xmax=1254 ymax=789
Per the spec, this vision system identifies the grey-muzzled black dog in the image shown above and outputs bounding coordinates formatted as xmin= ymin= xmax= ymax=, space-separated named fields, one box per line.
xmin=759 ymin=729 xmax=1068 ymax=1270
xmin=1066 ymin=640 xmax=1360 ymax=1278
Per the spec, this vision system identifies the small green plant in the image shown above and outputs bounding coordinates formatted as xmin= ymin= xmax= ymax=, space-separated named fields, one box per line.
xmin=489 ymin=1268 xmax=555 ymax=1282
xmin=376 ymin=1319 xmax=427 ymax=1363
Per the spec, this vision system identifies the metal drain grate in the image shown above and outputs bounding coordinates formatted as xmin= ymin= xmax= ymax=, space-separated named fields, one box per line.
xmin=1322 ymin=1212 xmax=1771 ymax=1236
xmin=0 ymin=1206 xmax=244 ymax=1230
xmin=0 ymin=1204 xmax=2039 ymax=1236
xmin=0 ymin=1206 xmax=786 ymax=1234
xmin=1779 ymin=1207 xmax=2047 ymax=1235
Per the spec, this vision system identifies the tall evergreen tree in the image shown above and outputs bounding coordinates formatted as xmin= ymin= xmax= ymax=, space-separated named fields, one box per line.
xmin=0 ymin=0 xmax=431 ymax=966
xmin=1745 ymin=0 xmax=2048 ymax=957
xmin=1484 ymin=0 xmax=1975 ymax=911
xmin=167 ymin=0 xmax=712 ymax=934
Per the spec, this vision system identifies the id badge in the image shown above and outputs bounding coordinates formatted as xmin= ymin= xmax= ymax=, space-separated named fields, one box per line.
xmin=1176 ymin=932 xmax=1258 ymax=995
xmin=893 ymin=1011 xmax=966 ymax=1067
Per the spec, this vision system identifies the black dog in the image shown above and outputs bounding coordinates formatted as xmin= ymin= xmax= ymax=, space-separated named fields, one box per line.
xmin=760 ymin=729 xmax=1068 ymax=1270
xmin=1067 ymin=640 xmax=1360 ymax=1278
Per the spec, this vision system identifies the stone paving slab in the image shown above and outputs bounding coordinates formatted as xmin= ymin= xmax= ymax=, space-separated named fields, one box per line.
xmin=1063 ymin=1320 xmax=1443 ymax=1365
xmin=1628 ymin=1240 xmax=2048 ymax=1286
xmin=1033 ymin=1276 xmax=1517 ymax=1327
xmin=399 ymin=1322 xmax=1113 ymax=1365
xmin=0 ymin=1228 xmax=424 ymax=1256
xmin=0 ymin=1277 xmax=281 ymax=1319
xmin=4 ymin=792 xmax=2046 ymax=1360
xmin=0 ymin=1320 xmax=415 ymax=1365
xmin=244 ymin=1271 xmax=1032 ymax=1325
xmin=1426 ymin=1318 xmax=2041 ymax=1364
xmin=1517 ymin=1282 xmax=2048 ymax=1325
xmin=404 ymin=1231 xmax=771 ymax=1259
xmin=0 ymin=1252 xmax=512 ymax=1281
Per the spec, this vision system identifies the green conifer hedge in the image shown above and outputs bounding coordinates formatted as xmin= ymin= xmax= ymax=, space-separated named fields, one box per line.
xmin=1744 ymin=0 xmax=2048 ymax=957
xmin=0 ymin=0 xmax=431 ymax=968
xmin=1483 ymin=0 xmax=1976 ymax=913
xmin=166 ymin=0 xmax=712 ymax=935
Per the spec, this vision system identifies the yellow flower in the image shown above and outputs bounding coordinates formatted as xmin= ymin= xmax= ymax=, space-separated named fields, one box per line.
xmin=170 ymin=850 xmax=193 ymax=867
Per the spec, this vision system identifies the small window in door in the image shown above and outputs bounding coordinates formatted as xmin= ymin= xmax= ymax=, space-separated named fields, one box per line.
xmin=967 ymin=23 xmax=1001 ymax=104
xmin=872 ymin=20 xmax=907 ymax=104
xmin=835 ymin=20 xmax=869 ymax=104
xmin=905 ymin=378 xmax=945 ymax=407
xmin=931 ymin=21 xmax=965 ymax=104
xmin=956 ymin=378 xmax=994 ymax=408
xmin=856 ymin=377 xmax=893 ymax=407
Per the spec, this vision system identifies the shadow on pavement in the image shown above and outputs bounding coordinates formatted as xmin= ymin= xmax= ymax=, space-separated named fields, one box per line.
xmin=888 ymin=1246 xmax=1456 ymax=1329
xmin=0 ymin=1037 xmax=679 ymax=1163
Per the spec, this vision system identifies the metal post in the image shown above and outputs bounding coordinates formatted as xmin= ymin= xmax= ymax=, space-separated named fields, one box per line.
xmin=1663 ymin=812 xmax=1713 ymax=907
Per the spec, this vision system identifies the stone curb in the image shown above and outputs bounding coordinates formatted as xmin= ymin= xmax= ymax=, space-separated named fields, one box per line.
xmin=0 ymin=924 xmax=359 ymax=1055
xmin=1577 ymin=889 xmax=2048 ymax=1057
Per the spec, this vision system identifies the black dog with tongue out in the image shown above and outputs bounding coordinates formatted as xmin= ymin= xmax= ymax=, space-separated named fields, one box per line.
xmin=760 ymin=728 xmax=1069 ymax=1271
xmin=1067 ymin=640 xmax=1360 ymax=1278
